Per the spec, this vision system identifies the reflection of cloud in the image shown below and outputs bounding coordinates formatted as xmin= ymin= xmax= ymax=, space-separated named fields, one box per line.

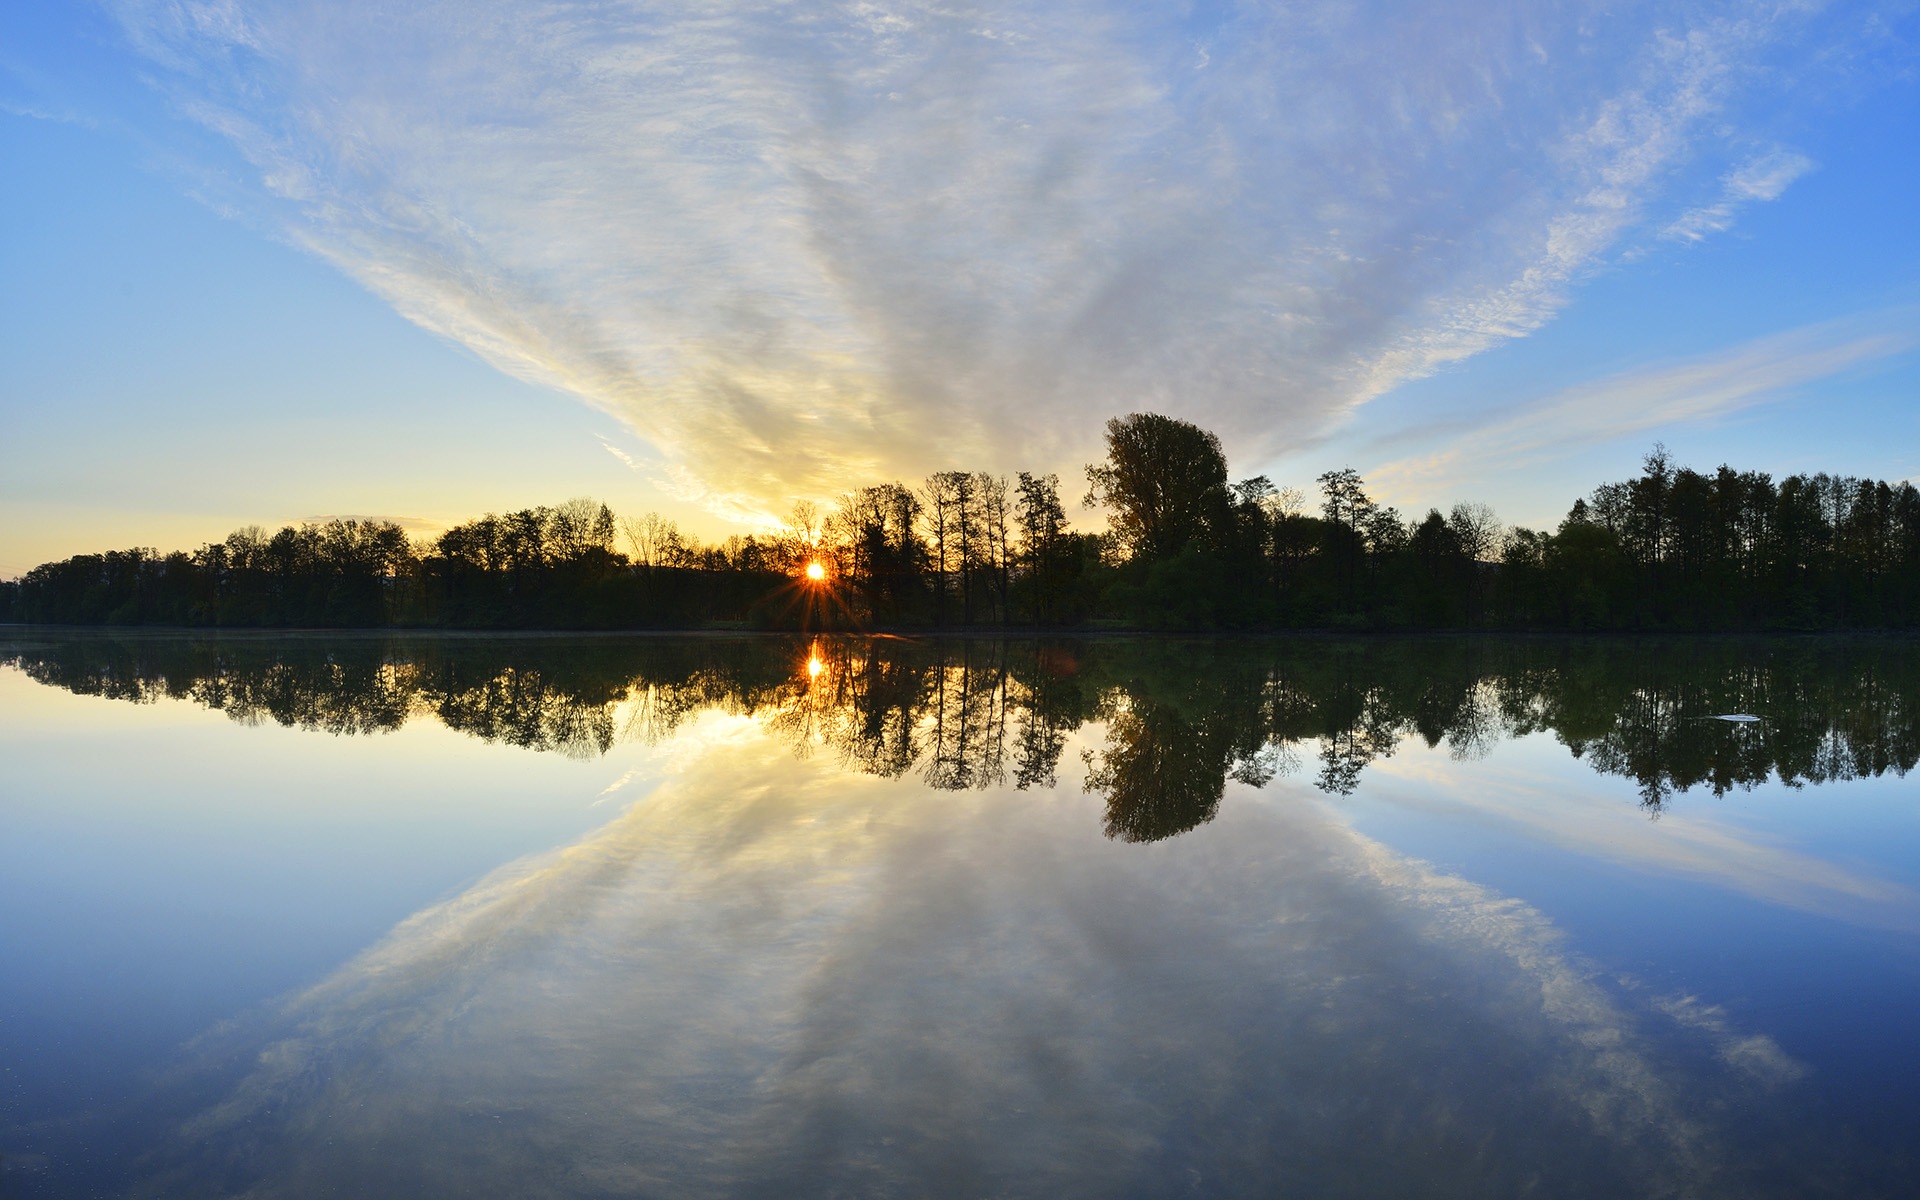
xmin=591 ymin=766 xmax=645 ymax=804
xmin=1342 ymin=831 xmax=1708 ymax=1174
xmin=1362 ymin=745 xmax=1920 ymax=933
xmin=110 ymin=0 xmax=1847 ymax=519
xmin=118 ymin=722 xmax=1826 ymax=1196
xmin=1371 ymin=313 xmax=1917 ymax=501
xmin=1653 ymin=994 xmax=1807 ymax=1086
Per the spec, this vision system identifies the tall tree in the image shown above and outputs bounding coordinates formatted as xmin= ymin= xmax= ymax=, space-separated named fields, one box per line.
xmin=921 ymin=473 xmax=960 ymax=626
xmin=1016 ymin=472 xmax=1068 ymax=624
xmin=1317 ymin=468 xmax=1377 ymax=611
xmin=975 ymin=473 xmax=1011 ymax=623
xmin=1084 ymin=413 xmax=1232 ymax=561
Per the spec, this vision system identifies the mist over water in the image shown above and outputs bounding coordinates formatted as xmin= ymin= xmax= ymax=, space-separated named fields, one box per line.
xmin=4 ymin=631 xmax=1918 ymax=1197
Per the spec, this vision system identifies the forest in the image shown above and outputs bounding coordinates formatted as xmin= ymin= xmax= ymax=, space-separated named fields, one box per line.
xmin=5 ymin=412 xmax=1919 ymax=631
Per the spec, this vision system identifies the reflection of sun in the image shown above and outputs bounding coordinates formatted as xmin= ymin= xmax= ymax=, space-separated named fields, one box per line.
xmin=804 ymin=561 xmax=827 ymax=582
xmin=807 ymin=655 xmax=826 ymax=679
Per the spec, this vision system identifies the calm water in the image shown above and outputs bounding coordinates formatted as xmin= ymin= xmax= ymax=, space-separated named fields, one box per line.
xmin=3 ymin=630 xmax=1918 ymax=1197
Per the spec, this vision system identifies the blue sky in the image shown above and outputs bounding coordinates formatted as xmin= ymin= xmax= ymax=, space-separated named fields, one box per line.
xmin=3 ymin=0 xmax=1918 ymax=575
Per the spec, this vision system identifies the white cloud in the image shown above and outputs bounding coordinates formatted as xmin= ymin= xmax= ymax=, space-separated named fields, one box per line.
xmin=0 ymin=98 xmax=100 ymax=127
xmin=1665 ymin=150 xmax=1817 ymax=242
xmin=109 ymin=0 xmax=1852 ymax=520
xmin=594 ymin=434 xmax=644 ymax=472
xmin=1370 ymin=311 xmax=1917 ymax=502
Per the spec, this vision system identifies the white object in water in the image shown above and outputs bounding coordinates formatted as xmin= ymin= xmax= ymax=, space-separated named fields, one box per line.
xmin=1709 ymin=714 xmax=1761 ymax=723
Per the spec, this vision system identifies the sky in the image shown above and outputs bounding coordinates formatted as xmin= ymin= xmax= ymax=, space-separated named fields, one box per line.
xmin=3 ymin=0 xmax=1918 ymax=576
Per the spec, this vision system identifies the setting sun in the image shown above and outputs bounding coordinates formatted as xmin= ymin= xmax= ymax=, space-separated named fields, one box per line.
xmin=804 ymin=561 xmax=827 ymax=582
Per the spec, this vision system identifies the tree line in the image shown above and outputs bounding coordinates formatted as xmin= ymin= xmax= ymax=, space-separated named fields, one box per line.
xmin=9 ymin=632 xmax=1916 ymax=839
xmin=5 ymin=413 xmax=1920 ymax=630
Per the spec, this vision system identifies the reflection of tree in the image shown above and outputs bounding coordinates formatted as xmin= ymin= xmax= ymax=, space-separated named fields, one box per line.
xmin=1083 ymin=699 xmax=1225 ymax=842
xmin=1547 ymin=642 xmax=1920 ymax=812
xmin=9 ymin=633 xmax=1919 ymax=832
xmin=434 ymin=666 xmax=619 ymax=759
xmin=1012 ymin=650 xmax=1084 ymax=790
xmin=764 ymin=638 xmax=935 ymax=778
xmin=9 ymin=636 xmax=423 ymax=736
xmin=1310 ymin=680 xmax=1401 ymax=797
xmin=824 ymin=643 xmax=932 ymax=779
xmin=1080 ymin=644 xmax=1282 ymax=841
xmin=764 ymin=639 xmax=1074 ymax=793
xmin=923 ymin=644 xmax=1011 ymax=790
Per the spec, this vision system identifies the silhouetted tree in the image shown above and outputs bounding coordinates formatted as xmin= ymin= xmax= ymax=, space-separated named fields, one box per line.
xmin=1085 ymin=413 xmax=1233 ymax=561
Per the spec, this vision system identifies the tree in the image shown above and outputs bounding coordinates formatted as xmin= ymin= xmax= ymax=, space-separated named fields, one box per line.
xmin=1015 ymin=472 xmax=1066 ymax=559
xmin=1015 ymin=472 xmax=1070 ymax=625
xmin=922 ymin=473 xmax=959 ymax=626
xmin=777 ymin=501 xmax=822 ymax=575
xmin=549 ymin=497 xmax=616 ymax=562
xmin=975 ymin=472 xmax=1012 ymax=623
xmin=1448 ymin=501 xmax=1502 ymax=626
xmin=827 ymin=483 xmax=924 ymax=623
xmin=620 ymin=512 xmax=685 ymax=569
xmin=1084 ymin=413 xmax=1232 ymax=561
xmin=920 ymin=472 xmax=981 ymax=622
xmin=1316 ymin=468 xmax=1376 ymax=535
xmin=1317 ymin=468 xmax=1377 ymax=611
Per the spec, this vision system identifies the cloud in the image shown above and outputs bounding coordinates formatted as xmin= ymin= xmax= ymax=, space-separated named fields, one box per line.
xmin=108 ymin=0 xmax=1855 ymax=521
xmin=594 ymin=434 xmax=644 ymax=473
xmin=0 ymin=98 xmax=100 ymax=127
xmin=1369 ymin=310 xmax=1918 ymax=502
xmin=1665 ymin=150 xmax=1817 ymax=242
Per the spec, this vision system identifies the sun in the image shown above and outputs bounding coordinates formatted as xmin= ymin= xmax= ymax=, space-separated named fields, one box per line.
xmin=804 ymin=560 xmax=827 ymax=582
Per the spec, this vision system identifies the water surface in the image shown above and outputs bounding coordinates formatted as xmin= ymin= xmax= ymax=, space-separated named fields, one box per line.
xmin=3 ymin=631 xmax=1918 ymax=1197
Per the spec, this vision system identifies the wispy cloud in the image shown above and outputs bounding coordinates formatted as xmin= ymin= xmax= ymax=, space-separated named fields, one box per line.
xmin=108 ymin=0 xmax=1860 ymax=520
xmin=1 ymin=97 xmax=100 ymax=127
xmin=1664 ymin=150 xmax=1817 ymax=242
xmin=594 ymin=434 xmax=643 ymax=473
xmin=1370 ymin=311 xmax=1918 ymax=503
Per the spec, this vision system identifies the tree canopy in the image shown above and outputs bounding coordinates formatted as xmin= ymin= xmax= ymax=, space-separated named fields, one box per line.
xmin=1084 ymin=413 xmax=1232 ymax=561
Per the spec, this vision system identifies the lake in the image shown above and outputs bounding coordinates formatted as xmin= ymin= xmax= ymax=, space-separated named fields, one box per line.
xmin=3 ymin=630 xmax=1918 ymax=1197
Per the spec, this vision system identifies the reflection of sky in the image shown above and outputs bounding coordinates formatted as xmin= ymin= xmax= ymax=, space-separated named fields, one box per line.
xmin=1350 ymin=735 xmax=1920 ymax=932
xmin=1330 ymin=731 xmax=1920 ymax=1169
xmin=40 ymin=715 xmax=1883 ymax=1195
xmin=0 ymin=666 xmax=663 ymax=1121
xmin=8 ymin=661 xmax=1920 ymax=1195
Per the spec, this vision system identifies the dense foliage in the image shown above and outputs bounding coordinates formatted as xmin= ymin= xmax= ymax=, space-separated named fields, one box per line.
xmin=5 ymin=417 xmax=1919 ymax=630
